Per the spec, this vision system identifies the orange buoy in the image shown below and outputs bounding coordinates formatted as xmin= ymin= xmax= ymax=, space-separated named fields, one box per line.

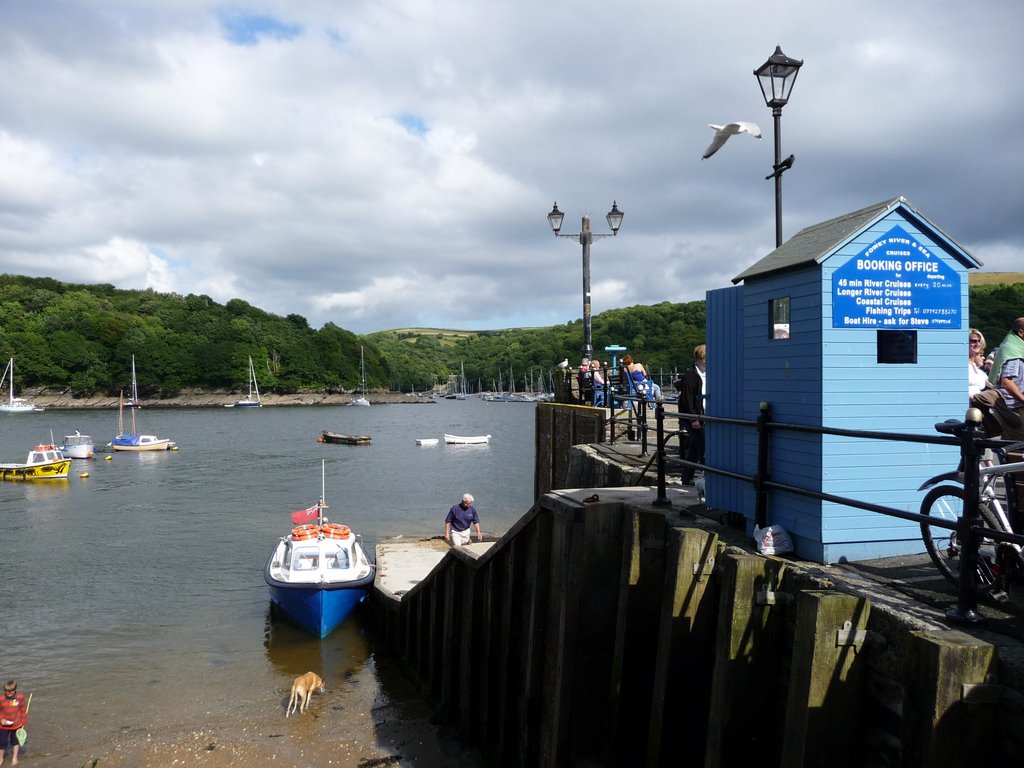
xmin=320 ymin=523 xmax=351 ymax=540
xmin=290 ymin=524 xmax=321 ymax=541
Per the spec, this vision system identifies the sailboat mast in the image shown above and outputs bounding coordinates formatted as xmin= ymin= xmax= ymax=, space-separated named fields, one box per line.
xmin=360 ymin=346 xmax=367 ymax=395
xmin=131 ymin=355 xmax=138 ymax=405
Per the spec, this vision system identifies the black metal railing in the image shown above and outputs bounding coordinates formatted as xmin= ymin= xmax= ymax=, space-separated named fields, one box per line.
xmin=641 ymin=401 xmax=1024 ymax=623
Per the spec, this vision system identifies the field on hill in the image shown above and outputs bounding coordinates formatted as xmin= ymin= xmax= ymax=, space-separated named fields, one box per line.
xmin=970 ymin=271 xmax=1024 ymax=286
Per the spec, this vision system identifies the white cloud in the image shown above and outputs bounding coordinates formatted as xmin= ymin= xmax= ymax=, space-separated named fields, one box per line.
xmin=0 ymin=0 xmax=1021 ymax=333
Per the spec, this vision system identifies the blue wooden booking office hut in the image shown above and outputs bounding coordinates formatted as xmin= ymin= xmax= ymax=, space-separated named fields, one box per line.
xmin=704 ymin=196 xmax=982 ymax=563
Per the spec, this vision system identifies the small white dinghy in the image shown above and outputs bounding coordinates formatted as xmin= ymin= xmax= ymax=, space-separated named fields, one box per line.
xmin=415 ymin=438 xmax=439 ymax=446
xmin=443 ymin=433 xmax=491 ymax=445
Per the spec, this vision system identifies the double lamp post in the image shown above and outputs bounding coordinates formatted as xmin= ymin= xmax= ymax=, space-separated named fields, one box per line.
xmin=547 ymin=201 xmax=624 ymax=360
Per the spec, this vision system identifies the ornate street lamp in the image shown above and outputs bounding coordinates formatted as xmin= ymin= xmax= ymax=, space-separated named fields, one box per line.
xmin=754 ymin=45 xmax=803 ymax=247
xmin=547 ymin=201 xmax=624 ymax=359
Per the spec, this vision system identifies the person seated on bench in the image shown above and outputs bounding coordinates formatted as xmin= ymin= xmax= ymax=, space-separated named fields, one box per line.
xmin=590 ymin=359 xmax=607 ymax=405
xmin=621 ymin=354 xmax=661 ymax=400
xmin=577 ymin=356 xmax=594 ymax=404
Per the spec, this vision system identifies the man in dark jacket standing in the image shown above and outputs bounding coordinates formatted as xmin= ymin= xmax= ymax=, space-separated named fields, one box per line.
xmin=674 ymin=344 xmax=706 ymax=485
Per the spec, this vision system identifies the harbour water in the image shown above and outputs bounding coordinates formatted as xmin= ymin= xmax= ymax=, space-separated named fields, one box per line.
xmin=0 ymin=398 xmax=535 ymax=764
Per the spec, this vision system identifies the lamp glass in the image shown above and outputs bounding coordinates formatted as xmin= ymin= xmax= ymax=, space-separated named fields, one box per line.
xmin=605 ymin=202 xmax=624 ymax=233
xmin=755 ymin=46 xmax=802 ymax=108
xmin=547 ymin=203 xmax=564 ymax=234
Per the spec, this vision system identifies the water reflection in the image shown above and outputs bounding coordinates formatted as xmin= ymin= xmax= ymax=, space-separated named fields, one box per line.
xmin=262 ymin=602 xmax=372 ymax=681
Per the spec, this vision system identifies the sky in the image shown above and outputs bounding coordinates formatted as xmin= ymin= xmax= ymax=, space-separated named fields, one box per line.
xmin=1 ymin=1 xmax=1022 ymax=335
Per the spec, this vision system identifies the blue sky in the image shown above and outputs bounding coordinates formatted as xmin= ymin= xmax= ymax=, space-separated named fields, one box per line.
xmin=0 ymin=1 xmax=1021 ymax=334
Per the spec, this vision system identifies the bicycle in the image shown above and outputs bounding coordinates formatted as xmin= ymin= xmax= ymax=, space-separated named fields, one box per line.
xmin=918 ymin=418 xmax=1024 ymax=602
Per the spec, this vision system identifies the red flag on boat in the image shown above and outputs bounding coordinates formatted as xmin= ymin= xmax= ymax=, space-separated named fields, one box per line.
xmin=290 ymin=503 xmax=319 ymax=525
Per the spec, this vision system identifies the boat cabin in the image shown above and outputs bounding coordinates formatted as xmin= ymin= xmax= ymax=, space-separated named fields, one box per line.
xmin=272 ymin=535 xmax=363 ymax=583
xmin=286 ymin=542 xmax=351 ymax=571
xmin=30 ymin=444 xmax=66 ymax=464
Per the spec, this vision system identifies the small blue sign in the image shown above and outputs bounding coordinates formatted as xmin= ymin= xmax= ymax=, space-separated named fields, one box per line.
xmin=832 ymin=225 xmax=960 ymax=329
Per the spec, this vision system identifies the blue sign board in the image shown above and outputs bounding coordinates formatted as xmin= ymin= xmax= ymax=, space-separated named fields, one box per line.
xmin=832 ymin=225 xmax=961 ymax=329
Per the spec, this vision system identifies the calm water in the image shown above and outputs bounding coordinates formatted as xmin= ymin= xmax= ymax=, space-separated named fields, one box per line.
xmin=0 ymin=398 xmax=535 ymax=758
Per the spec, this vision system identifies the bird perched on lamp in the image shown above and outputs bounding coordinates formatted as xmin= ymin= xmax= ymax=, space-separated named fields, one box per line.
xmin=766 ymin=154 xmax=795 ymax=180
xmin=701 ymin=121 xmax=762 ymax=159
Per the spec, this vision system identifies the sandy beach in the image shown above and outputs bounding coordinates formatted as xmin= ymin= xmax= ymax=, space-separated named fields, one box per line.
xmin=21 ymin=654 xmax=483 ymax=767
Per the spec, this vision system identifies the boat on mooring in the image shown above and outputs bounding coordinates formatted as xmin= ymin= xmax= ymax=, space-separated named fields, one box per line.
xmin=62 ymin=431 xmax=95 ymax=459
xmin=230 ymin=356 xmax=263 ymax=408
xmin=0 ymin=358 xmax=43 ymax=413
xmin=351 ymin=345 xmax=370 ymax=407
xmin=443 ymin=433 xmax=491 ymax=445
xmin=264 ymin=465 xmax=375 ymax=637
xmin=109 ymin=392 xmax=175 ymax=452
xmin=0 ymin=443 xmax=71 ymax=481
xmin=320 ymin=430 xmax=372 ymax=446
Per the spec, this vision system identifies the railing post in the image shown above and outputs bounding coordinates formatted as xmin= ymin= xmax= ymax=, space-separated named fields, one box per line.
xmin=653 ymin=401 xmax=671 ymax=507
xmin=948 ymin=407 xmax=985 ymax=624
xmin=608 ymin=390 xmax=618 ymax=444
xmin=754 ymin=401 xmax=771 ymax=529
xmin=640 ymin=397 xmax=649 ymax=456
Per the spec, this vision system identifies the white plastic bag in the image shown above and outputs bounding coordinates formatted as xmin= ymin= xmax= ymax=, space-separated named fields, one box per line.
xmin=753 ymin=524 xmax=793 ymax=556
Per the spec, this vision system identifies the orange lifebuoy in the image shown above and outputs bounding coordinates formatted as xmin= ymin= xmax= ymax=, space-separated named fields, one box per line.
xmin=290 ymin=524 xmax=321 ymax=541
xmin=320 ymin=523 xmax=351 ymax=540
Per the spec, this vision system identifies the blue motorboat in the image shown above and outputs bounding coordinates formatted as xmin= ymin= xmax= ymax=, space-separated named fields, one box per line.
xmin=264 ymin=473 xmax=374 ymax=637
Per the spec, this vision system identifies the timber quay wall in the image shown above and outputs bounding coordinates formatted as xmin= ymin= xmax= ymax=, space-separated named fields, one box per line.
xmin=371 ymin=405 xmax=1024 ymax=767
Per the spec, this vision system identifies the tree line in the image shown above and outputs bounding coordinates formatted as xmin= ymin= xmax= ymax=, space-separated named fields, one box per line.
xmin=0 ymin=274 xmax=1020 ymax=396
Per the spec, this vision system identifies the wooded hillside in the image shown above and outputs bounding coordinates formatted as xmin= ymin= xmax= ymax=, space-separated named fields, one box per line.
xmin=0 ymin=273 xmax=1020 ymax=395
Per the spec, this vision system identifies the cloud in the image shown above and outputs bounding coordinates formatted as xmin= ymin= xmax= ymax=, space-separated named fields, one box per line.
xmin=0 ymin=0 xmax=1021 ymax=334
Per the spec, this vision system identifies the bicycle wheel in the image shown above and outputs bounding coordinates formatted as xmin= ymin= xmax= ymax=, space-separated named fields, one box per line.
xmin=920 ymin=485 xmax=996 ymax=589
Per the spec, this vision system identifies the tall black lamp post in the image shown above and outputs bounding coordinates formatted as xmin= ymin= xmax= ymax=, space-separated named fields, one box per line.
xmin=754 ymin=45 xmax=803 ymax=247
xmin=547 ymin=201 xmax=624 ymax=360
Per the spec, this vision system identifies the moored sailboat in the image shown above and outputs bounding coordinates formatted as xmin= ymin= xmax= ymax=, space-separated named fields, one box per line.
xmin=109 ymin=391 xmax=175 ymax=451
xmin=351 ymin=346 xmax=370 ymax=406
xmin=0 ymin=358 xmax=43 ymax=413
xmin=232 ymin=356 xmax=263 ymax=407
xmin=124 ymin=355 xmax=141 ymax=409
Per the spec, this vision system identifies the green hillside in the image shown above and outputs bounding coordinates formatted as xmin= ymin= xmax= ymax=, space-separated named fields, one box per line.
xmin=0 ymin=273 xmax=1021 ymax=395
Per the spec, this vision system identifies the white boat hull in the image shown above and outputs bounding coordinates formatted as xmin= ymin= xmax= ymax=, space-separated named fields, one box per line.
xmin=62 ymin=435 xmax=95 ymax=459
xmin=443 ymin=433 xmax=491 ymax=445
xmin=110 ymin=435 xmax=174 ymax=452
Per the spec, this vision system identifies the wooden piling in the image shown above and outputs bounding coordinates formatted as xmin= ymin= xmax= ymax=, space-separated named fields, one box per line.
xmin=780 ymin=590 xmax=871 ymax=767
xmin=902 ymin=629 xmax=999 ymax=766
xmin=704 ymin=553 xmax=788 ymax=768
xmin=646 ymin=527 xmax=720 ymax=767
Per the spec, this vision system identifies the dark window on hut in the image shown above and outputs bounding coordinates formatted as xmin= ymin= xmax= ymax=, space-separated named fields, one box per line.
xmin=769 ymin=297 xmax=790 ymax=339
xmin=877 ymin=330 xmax=917 ymax=364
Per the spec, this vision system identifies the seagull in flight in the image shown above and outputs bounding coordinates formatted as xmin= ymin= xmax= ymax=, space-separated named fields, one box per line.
xmin=701 ymin=122 xmax=762 ymax=160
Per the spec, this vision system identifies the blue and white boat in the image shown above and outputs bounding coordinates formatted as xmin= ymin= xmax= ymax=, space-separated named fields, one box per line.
xmin=109 ymin=391 xmax=175 ymax=452
xmin=264 ymin=467 xmax=374 ymax=637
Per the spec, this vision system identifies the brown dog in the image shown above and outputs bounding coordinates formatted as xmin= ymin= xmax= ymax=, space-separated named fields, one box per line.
xmin=286 ymin=671 xmax=324 ymax=717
